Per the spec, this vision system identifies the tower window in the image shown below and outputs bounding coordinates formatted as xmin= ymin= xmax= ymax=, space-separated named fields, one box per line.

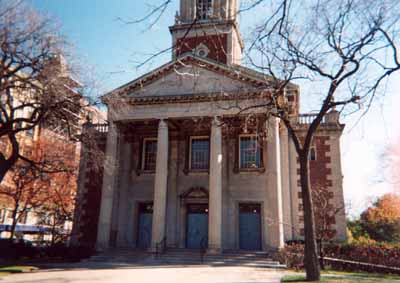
xmin=196 ymin=0 xmax=212 ymax=20
xmin=309 ymin=147 xmax=317 ymax=161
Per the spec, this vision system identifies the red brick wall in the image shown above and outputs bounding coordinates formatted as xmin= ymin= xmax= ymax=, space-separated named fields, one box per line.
xmin=297 ymin=135 xmax=336 ymax=238
xmin=76 ymin=141 xmax=106 ymax=248
xmin=176 ymin=34 xmax=228 ymax=64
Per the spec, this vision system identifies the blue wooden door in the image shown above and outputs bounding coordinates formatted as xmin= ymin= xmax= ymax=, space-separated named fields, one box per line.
xmin=239 ymin=204 xmax=261 ymax=250
xmin=186 ymin=204 xmax=208 ymax=249
xmin=137 ymin=203 xmax=153 ymax=249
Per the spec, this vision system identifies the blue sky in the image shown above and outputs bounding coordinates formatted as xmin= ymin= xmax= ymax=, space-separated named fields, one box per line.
xmin=30 ymin=0 xmax=400 ymax=216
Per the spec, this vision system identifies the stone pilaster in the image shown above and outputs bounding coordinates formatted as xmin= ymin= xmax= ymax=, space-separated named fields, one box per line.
xmin=208 ymin=117 xmax=222 ymax=254
xmin=266 ymin=117 xmax=285 ymax=249
xmin=151 ymin=119 xmax=169 ymax=250
xmin=96 ymin=122 xmax=119 ymax=250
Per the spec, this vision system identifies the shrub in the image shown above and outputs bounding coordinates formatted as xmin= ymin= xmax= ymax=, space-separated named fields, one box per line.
xmin=279 ymin=241 xmax=400 ymax=273
xmin=277 ymin=243 xmax=305 ymax=270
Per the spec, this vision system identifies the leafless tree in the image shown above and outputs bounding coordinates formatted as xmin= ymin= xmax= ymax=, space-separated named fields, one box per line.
xmin=0 ymin=1 xmax=91 ymax=183
xmin=119 ymin=0 xmax=400 ymax=280
xmin=239 ymin=0 xmax=400 ymax=279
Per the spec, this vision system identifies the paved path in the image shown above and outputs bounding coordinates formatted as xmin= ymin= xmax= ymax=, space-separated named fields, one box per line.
xmin=0 ymin=265 xmax=287 ymax=283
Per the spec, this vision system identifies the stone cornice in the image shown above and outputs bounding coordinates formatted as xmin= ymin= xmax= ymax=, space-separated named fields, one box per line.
xmin=119 ymin=91 xmax=272 ymax=106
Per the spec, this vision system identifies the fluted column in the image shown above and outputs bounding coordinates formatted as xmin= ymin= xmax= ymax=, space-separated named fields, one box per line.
xmin=208 ymin=117 xmax=222 ymax=254
xmin=266 ymin=117 xmax=285 ymax=249
xmin=96 ymin=122 xmax=119 ymax=250
xmin=151 ymin=119 xmax=169 ymax=250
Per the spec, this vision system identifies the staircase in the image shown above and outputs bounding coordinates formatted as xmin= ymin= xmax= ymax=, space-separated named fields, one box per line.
xmin=88 ymin=248 xmax=286 ymax=269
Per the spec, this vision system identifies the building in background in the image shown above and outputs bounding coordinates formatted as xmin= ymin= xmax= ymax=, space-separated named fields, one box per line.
xmin=0 ymin=56 xmax=105 ymax=244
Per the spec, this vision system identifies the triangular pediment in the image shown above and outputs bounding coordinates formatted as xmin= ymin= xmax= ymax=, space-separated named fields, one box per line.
xmin=107 ymin=55 xmax=269 ymax=99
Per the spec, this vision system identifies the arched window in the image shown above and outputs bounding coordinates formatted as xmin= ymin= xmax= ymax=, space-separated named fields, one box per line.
xmin=196 ymin=0 xmax=213 ymax=20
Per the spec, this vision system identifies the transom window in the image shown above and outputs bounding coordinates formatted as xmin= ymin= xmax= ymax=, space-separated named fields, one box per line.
xmin=142 ymin=139 xmax=157 ymax=171
xmin=239 ymin=136 xmax=261 ymax=169
xmin=190 ymin=137 xmax=210 ymax=170
xmin=196 ymin=0 xmax=213 ymax=20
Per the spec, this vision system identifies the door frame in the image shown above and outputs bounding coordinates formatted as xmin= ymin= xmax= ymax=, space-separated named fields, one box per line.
xmin=136 ymin=201 xmax=153 ymax=249
xmin=185 ymin=203 xmax=209 ymax=249
xmin=236 ymin=201 xmax=264 ymax=251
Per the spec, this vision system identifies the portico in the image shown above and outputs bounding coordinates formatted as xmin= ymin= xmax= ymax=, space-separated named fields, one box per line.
xmin=96 ymin=112 xmax=285 ymax=252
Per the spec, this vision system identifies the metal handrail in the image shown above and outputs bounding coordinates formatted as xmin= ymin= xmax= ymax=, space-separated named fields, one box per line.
xmin=155 ymin=237 xmax=167 ymax=258
xmin=200 ymin=236 xmax=208 ymax=263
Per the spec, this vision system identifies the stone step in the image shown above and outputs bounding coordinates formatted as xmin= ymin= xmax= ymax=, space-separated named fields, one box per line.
xmin=86 ymin=249 xmax=285 ymax=269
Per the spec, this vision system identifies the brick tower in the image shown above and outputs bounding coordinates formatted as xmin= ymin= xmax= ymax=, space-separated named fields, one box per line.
xmin=170 ymin=0 xmax=243 ymax=65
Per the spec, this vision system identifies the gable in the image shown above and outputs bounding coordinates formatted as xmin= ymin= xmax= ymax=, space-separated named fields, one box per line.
xmin=128 ymin=63 xmax=262 ymax=97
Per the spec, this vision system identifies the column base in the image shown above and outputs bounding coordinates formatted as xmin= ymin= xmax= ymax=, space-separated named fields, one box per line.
xmin=95 ymin=243 xmax=108 ymax=253
xmin=206 ymin=247 xmax=222 ymax=255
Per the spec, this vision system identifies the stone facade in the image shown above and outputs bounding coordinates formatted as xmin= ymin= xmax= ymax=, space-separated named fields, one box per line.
xmin=72 ymin=0 xmax=347 ymax=252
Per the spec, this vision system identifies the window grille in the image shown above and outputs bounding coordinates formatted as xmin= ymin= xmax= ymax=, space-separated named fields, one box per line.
xmin=143 ymin=139 xmax=157 ymax=171
xmin=239 ymin=136 xmax=261 ymax=168
xmin=190 ymin=137 xmax=210 ymax=170
xmin=196 ymin=0 xmax=213 ymax=20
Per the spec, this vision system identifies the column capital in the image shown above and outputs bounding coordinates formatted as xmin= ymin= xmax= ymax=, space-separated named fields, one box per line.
xmin=158 ymin=119 xmax=168 ymax=129
xmin=211 ymin=116 xmax=222 ymax=127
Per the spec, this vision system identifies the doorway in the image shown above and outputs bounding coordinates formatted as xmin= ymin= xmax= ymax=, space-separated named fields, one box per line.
xmin=239 ymin=203 xmax=262 ymax=250
xmin=186 ymin=204 xmax=208 ymax=249
xmin=136 ymin=203 xmax=153 ymax=249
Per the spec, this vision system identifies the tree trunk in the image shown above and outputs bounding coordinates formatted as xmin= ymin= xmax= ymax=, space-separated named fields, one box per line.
xmin=318 ymin=238 xmax=325 ymax=270
xmin=299 ymin=154 xmax=321 ymax=281
xmin=0 ymin=159 xmax=13 ymax=184
xmin=9 ymin=206 xmax=19 ymax=241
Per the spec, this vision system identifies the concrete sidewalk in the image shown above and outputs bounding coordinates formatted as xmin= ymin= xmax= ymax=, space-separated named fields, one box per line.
xmin=0 ymin=265 xmax=287 ymax=283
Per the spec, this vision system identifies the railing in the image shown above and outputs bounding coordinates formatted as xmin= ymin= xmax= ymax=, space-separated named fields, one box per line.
xmin=83 ymin=123 xmax=109 ymax=134
xmin=92 ymin=123 xmax=109 ymax=133
xmin=200 ymin=236 xmax=208 ymax=263
xmin=155 ymin=237 xmax=167 ymax=259
xmin=297 ymin=113 xmax=326 ymax=125
xmin=297 ymin=111 xmax=340 ymax=125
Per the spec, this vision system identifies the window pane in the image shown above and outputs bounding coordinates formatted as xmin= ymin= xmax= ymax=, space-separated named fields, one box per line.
xmin=240 ymin=136 xmax=261 ymax=168
xmin=191 ymin=138 xmax=210 ymax=170
xmin=143 ymin=140 xmax=157 ymax=171
xmin=196 ymin=0 xmax=212 ymax=20
xmin=309 ymin=148 xmax=316 ymax=161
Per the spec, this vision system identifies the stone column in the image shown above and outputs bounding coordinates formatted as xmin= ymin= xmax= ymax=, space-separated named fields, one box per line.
xmin=266 ymin=117 xmax=285 ymax=249
xmin=208 ymin=117 xmax=222 ymax=254
xmin=151 ymin=119 xmax=169 ymax=250
xmin=280 ymin=126 xmax=293 ymax=241
xmin=288 ymin=136 xmax=300 ymax=239
xmin=96 ymin=122 xmax=120 ymax=250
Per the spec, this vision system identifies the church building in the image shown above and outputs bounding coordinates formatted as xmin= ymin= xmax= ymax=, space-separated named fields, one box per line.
xmin=72 ymin=0 xmax=347 ymax=253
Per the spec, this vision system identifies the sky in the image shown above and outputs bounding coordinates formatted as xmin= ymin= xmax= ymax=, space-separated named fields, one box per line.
xmin=29 ymin=0 xmax=400 ymax=217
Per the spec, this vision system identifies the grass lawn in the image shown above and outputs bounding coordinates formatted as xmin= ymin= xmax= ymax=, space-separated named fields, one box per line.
xmin=0 ymin=266 xmax=38 ymax=277
xmin=282 ymin=271 xmax=400 ymax=282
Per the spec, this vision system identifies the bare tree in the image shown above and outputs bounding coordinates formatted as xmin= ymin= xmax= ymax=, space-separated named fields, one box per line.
xmin=0 ymin=1 xmax=89 ymax=182
xmin=116 ymin=0 xmax=399 ymax=280
xmin=221 ymin=0 xmax=400 ymax=280
xmin=312 ymin=184 xmax=344 ymax=270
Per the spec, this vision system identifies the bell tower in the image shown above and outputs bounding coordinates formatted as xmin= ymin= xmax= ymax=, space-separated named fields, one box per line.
xmin=170 ymin=0 xmax=243 ymax=66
